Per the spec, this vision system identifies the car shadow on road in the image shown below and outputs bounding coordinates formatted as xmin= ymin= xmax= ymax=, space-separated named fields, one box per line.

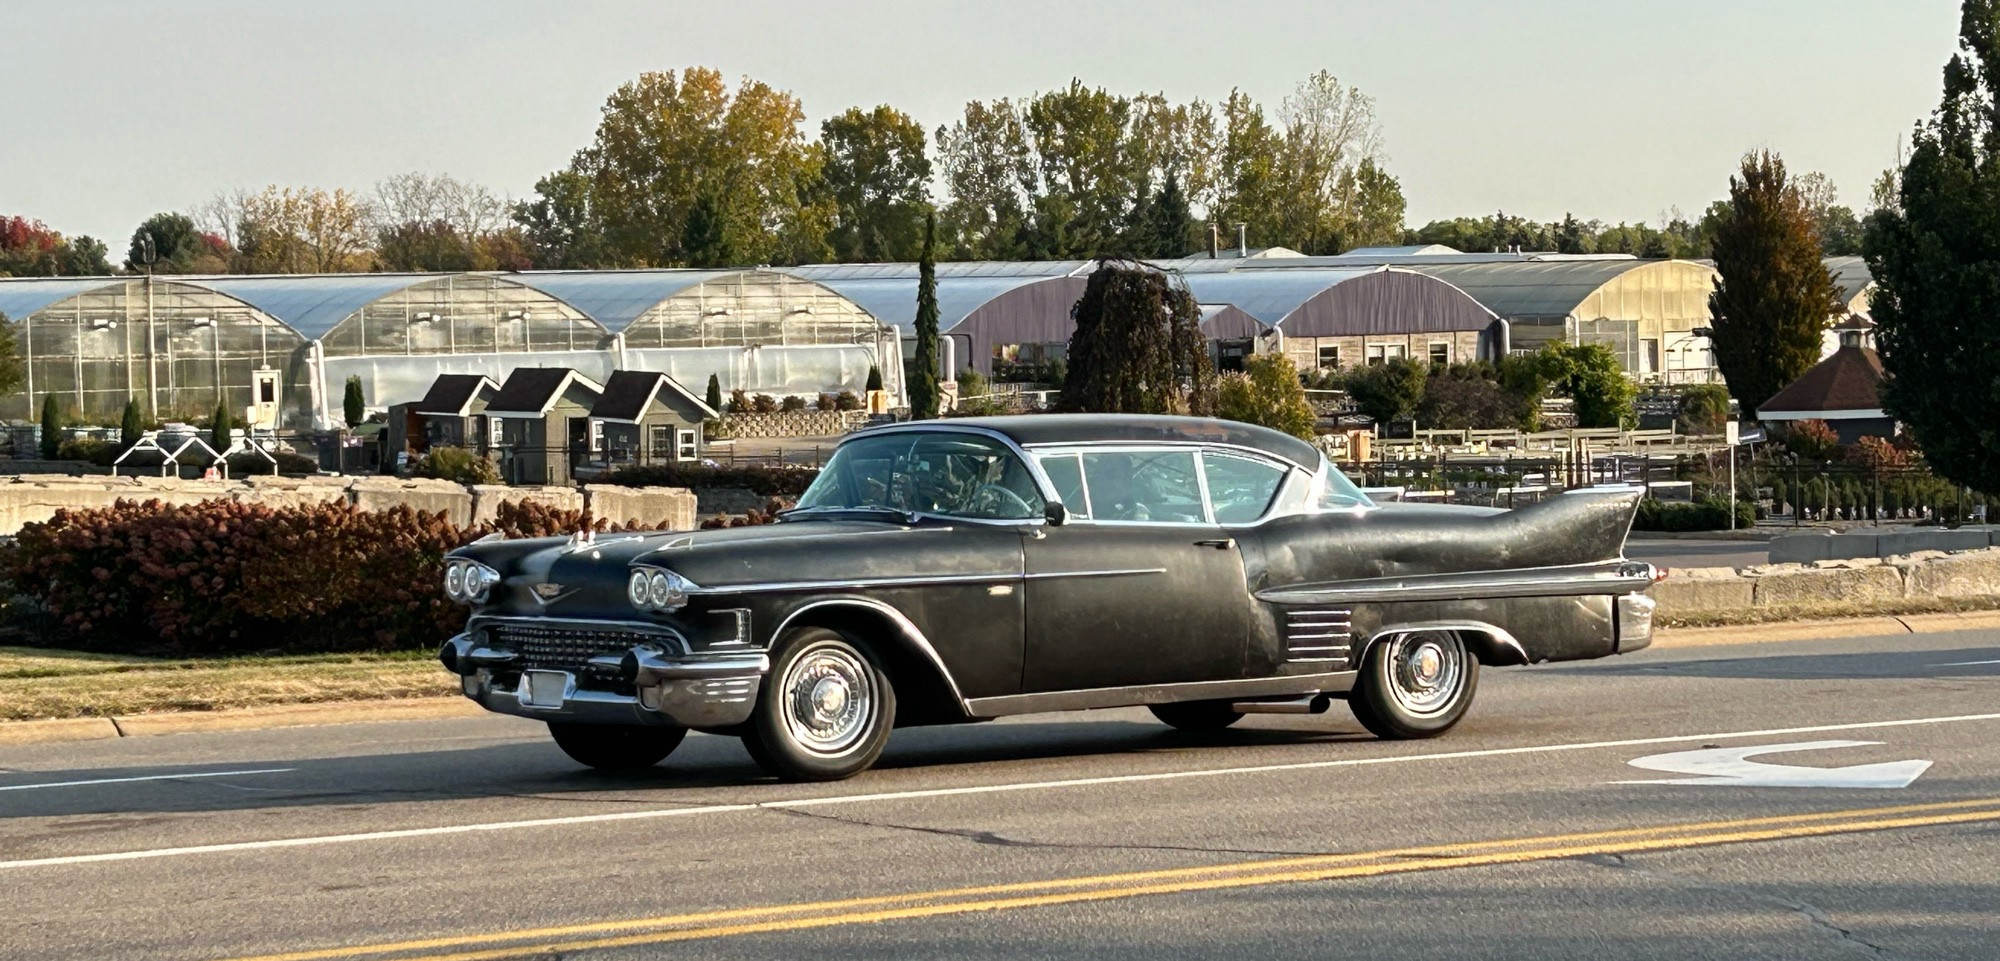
xmin=0 ymin=718 xmax=1372 ymax=821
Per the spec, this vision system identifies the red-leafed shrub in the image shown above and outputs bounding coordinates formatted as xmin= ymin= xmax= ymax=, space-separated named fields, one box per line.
xmin=0 ymin=498 xmax=685 ymax=656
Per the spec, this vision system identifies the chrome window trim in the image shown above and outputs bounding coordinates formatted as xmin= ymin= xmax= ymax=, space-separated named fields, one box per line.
xmin=1200 ymin=448 xmax=1297 ymax=527
xmin=769 ymin=597 xmax=971 ymax=714
xmin=1027 ymin=443 xmax=1216 ymax=529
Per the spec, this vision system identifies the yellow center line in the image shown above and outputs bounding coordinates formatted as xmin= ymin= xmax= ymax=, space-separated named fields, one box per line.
xmin=213 ymin=796 xmax=2000 ymax=961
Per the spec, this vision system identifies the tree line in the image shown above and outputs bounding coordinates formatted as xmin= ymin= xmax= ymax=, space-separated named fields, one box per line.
xmin=3 ymin=64 xmax=1885 ymax=281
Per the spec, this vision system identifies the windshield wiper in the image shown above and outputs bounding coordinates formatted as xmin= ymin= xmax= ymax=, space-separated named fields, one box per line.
xmin=778 ymin=505 xmax=920 ymax=524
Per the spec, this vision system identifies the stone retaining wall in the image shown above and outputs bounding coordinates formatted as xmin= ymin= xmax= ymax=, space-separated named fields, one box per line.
xmin=1769 ymin=527 xmax=2000 ymax=564
xmin=1649 ymin=547 xmax=2000 ymax=616
xmin=717 ymin=410 xmax=870 ymax=439
xmin=0 ymin=475 xmax=696 ymax=535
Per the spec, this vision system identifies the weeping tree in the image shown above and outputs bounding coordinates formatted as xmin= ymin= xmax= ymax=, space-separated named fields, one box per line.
xmin=1060 ymin=259 xmax=1215 ymax=416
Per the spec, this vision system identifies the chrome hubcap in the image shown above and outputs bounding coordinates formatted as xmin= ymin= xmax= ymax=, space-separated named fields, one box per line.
xmin=781 ymin=645 xmax=874 ymax=757
xmin=1386 ymin=632 xmax=1466 ymax=718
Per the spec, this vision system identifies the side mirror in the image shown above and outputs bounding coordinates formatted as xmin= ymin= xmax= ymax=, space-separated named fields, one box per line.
xmin=1043 ymin=502 xmax=1068 ymax=527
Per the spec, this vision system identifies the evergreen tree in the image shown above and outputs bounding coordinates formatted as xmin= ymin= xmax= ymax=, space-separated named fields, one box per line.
xmin=705 ymin=373 xmax=723 ymax=412
xmin=910 ymin=211 xmax=942 ymax=419
xmin=211 ymin=401 xmax=234 ymax=455
xmin=681 ymin=191 xmax=735 ymax=268
xmin=1864 ymin=0 xmax=2000 ymax=494
xmin=342 ymin=375 xmax=366 ymax=429
xmin=1059 ymin=260 xmax=1215 ymax=416
xmin=120 ymin=398 xmax=143 ymax=450
xmin=1708 ymin=150 xmax=1841 ymax=417
xmin=1142 ymin=173 xmax=1194 ymax=259
xmin=38 ymin=394 xmax=61 ymax=459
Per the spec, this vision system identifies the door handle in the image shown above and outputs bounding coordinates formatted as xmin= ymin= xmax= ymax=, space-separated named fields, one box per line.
xmin=1193 ymin=538 xmax=1236 ymax=550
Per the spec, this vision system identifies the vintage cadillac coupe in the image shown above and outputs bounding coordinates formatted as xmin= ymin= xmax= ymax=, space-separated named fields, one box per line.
xmin=439 ymin=414 xmax=1657 ymax=781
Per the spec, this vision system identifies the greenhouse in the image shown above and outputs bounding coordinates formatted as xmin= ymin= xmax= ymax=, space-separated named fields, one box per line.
xmin=0 ymin=269 xmax=900 ymax=429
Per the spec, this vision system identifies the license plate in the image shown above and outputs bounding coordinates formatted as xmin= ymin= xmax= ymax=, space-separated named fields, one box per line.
xmin=520 ymin=670 xmax=570 ymax=709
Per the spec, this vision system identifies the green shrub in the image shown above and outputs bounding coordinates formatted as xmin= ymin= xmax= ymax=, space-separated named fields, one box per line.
xmin=835 ymin=390 xmax=862 ymax=412
xmin=226 ymin=449 xmax=319 ymax=476
xmin=0 ymin=499 xmax=683 ymax=656
xmin=55 ymin=436 xmax=118 ymax=467
xmin=1633 ymin=496 xmax=1756 ymax=532
xmin=751 ymin=393 xmax=779 ymax=414
xmin=603 ymin=462 xmax=818 ymax=496
xmin=815 ymin=392 xmax=840 ymax=412
xmin=779 ymin=394 xmax=807 ymax=412
xmin=728 ymin=388 xmax=750 ymax=413
xmin=414 ymin=446 xmax=499 ymax=485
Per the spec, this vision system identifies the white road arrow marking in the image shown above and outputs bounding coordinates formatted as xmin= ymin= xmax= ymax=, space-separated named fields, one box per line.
xmin=1618 ymin=740 xmax=1930 ymax=789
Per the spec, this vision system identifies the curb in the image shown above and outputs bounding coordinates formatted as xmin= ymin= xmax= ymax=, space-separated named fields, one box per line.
xmin=0 ymin=696 xmax=483 ymax=747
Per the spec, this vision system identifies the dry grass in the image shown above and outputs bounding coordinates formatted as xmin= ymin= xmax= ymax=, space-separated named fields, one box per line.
xmin=1658 ymin=595 xmax=2000 ymax=629
xmin=0 ymin=647 xmax=453 ymax=722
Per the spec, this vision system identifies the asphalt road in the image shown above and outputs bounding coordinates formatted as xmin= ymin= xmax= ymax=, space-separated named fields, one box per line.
xmin=1625 ymin=537 xmax=1769 ymax=570
xmin=5 ymin=629 xmax=2000 ymax=960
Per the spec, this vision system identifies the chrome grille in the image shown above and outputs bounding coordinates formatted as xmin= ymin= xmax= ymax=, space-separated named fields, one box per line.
xmin=485 ymin=623 xmax=670 ymax=674
xmin=1284 ymin=609 xmax=1353 ymax=664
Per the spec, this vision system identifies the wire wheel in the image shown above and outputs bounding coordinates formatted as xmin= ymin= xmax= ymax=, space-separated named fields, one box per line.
xmin=779 ymin=642 xmax=878 ymax=758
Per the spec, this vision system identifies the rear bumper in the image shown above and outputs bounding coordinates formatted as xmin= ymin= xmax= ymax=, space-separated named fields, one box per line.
xmin=1616 ymin=592 xmax=1656 ymax=653
xmin=440 ymin=634 xmax=767 ymax=729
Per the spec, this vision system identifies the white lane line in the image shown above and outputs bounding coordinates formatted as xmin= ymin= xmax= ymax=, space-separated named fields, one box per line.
xmin=1937 ymin=659 xmax=2000 ymax=667
xmin=0 ymin=768 xmax=296 ymax=793
xmin=7 ymin=712 xmax=2000 ymax=871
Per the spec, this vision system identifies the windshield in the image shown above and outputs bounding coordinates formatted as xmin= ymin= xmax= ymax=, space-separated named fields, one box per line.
xmin=1315 ymin=456 xmax=1375 ymax=511
xmin=796 ymin=431 xmax=1047 ymax=521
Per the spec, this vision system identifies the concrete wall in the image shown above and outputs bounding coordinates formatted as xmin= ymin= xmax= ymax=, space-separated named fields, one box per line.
xmin=1648 ymin=547 xmax=2000 ymax=616
xmin=0 ymin=475 xmax=696 ymax=536
xmin=1770 ymin=527 xmax=2000 ymax=564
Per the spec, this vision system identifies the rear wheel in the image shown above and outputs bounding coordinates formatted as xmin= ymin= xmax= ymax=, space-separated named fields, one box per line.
xmin=1349 ymin=631 xmax=1479 ymax=740
xmin=1148 ymin=700 xmax=1244 ymax=731
xmin=744 ymin=628 xmax=897 ymax=781
xmin=547 ymin=722 xmax=687 ymax=771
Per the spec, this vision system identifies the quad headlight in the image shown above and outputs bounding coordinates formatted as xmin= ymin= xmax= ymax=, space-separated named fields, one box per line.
xmin=443 ymin=559 xmax=501 ymax=605
xmin=628 ymin=566 xmax=694 ymax=613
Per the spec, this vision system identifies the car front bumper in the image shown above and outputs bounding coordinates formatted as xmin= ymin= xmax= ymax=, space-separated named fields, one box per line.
xmin=440 ymin=634 xmax=767 ymax=729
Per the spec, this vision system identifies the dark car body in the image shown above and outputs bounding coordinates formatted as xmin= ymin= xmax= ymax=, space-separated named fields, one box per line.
xmin=439 ymin=414 xmax=1655 ymax=773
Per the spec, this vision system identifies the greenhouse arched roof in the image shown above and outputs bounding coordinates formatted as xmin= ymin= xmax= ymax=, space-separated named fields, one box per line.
xmin=804 ymin=274 xmax=1071 ymax=335
xmin=504 ymin=270 xmax=743 ymax=334
xmin=0 ymin=278 xmax=124 ymax=320
xmin=190 ymin=274 xmax=445 ymax=340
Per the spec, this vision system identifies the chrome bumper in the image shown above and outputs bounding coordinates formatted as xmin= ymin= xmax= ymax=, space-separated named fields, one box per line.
xmin=439 ymin=634 xmax=768 ymax=729
xmin=1616 ymin=592 xmax=1656 ymax=653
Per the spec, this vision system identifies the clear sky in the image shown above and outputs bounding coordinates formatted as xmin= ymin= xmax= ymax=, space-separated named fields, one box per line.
xmin=0 ymin=0 xmax=1964 ymax=248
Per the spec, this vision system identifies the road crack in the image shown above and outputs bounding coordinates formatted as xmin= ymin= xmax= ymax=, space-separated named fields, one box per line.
xmin=772 ymin=806 xmax=1334 ymax=858
xmin=1579 ymin=853 xmax=1896 ymax=958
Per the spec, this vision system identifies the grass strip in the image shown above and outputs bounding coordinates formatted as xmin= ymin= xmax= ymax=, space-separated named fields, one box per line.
xmin=0 ymin=647 xmax=451 ymax=722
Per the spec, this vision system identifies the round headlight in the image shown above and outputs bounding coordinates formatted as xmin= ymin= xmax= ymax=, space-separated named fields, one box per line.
xmin=465 ymin=565 xmax=499 ymax=602
xmin=444 ymin=562 xmax=465 ymax=600
xmin=647 ymin=571 xmax=671 ymax=608
xmin=629 ymin=569 xmax=653 ymax=609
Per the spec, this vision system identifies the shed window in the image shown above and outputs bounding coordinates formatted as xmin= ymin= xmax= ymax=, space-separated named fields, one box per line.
xmin=650 ymin=425 xmax=672 ymax=458
xmin=1316 ymin=345 xmax=1340 ymax=369
xmin=677 ymin=429 xmax=698 ymax=462
xmin=1429 ymin=343 xmax=1450 ymax=367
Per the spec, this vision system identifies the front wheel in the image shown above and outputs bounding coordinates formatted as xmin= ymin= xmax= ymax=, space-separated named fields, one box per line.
xmin=1349 ymin=631 xmax=1479 ymax=740
xmin=743 ymin=628 xmax=897 ymax=781
xmin=547 ymin=722 xmax=687 ymax=771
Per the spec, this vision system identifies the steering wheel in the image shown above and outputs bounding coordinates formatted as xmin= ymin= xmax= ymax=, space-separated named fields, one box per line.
xmin=971 ymin=483 xmax=1035 ymax=518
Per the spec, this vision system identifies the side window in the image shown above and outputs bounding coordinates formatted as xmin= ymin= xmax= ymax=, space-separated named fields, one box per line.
xmin=1080 ymin=450 xmax=1207 ymax=524
xmin=1202 ymin=453 xmax=1287 ymax=524
xmin=1036 ymin=453 xmax=1091 ymax=519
